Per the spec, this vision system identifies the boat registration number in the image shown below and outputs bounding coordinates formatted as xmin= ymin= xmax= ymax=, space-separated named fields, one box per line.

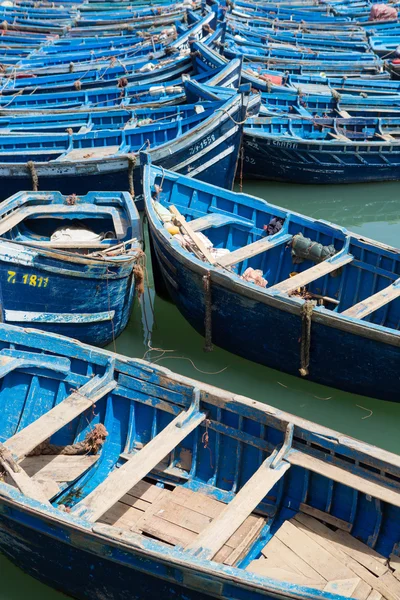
xmin=188 ymin=134 xmax=216 ymax=156
xmin=7 ymin=271 xmax=49 ymax=287
xmin=272 ymin=140 xmax=298 ymax=149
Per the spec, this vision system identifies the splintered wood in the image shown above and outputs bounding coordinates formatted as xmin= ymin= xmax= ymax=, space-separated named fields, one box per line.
xmin=247 ymin=512 xmax=400 ymax=600
xmin=99 ymin=483 xmax=265 ymax=566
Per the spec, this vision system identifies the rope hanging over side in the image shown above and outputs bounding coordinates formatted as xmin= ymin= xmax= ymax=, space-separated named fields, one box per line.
xmin=128 ymin=154 xmax=136 ymax=197
xmin=299 ymin=300 xmax=315 ymax=377
xmin=27 ymin=160 xmax=38 ymax=192
xmin=203 ymin=271 xmax=213 ymax=353
xmin=27 ymin=423 xmax=108 ymax=457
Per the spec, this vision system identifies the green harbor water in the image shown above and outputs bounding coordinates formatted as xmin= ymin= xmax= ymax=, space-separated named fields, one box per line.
xmin=1 ymin=179 xmax=400 ymax=599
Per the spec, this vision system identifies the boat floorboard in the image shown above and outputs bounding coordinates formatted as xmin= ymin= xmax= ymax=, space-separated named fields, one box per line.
xmin=99 ymin=481 xmax=266 ymax=565
xmin=247 ymin=513 xmax=400 ymax=600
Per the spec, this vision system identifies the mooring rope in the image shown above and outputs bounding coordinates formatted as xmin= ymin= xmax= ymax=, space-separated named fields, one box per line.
xmin=128 ymin=153 xmax=137 ymax=197
xmin=27 ymin=160 xmax=38 ymax=191
xmin=203 ymin=271 xmax=213 ymax=353
xmin=299 ymin=299 xmax=315 ymax=377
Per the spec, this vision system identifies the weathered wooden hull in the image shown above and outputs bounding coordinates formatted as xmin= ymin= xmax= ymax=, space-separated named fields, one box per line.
xmin=0 ymin=242 xmax=137 ymax=346
xmin=242 ymin=133 xmax=400 ymax=184
xmin=147 ymin=211 xmax=399 ymax=402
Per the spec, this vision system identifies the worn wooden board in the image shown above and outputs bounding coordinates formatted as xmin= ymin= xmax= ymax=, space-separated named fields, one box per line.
xmin=287 ymin=450 xmax=400 ymax=508
xmin=185 ymin=459 xmax=290 ymax=560
xmin=271 ymin=253 xmax=353 ymax=295
xmin=293 ymin=514 xmax=399 ymax=600
xmin=246 ymin=560 xmax=325 ymax=587
xmin=216 ymin=233 xmax=292 ymax=268
xmin=74 ymin=409 xmax=205 ymax=522
xmin=275 ymin=520 xmax=355 ymax=581
xmin=299 ymin=503 xmax=352 ymax=532
xmin=342 ymin=280 xmax=400 ymax=320
xmin=262 ymin=536 xmax=325 ymax=582
xmin=325 ymin=578 xmax=362 ymax=597
xmin=21 ymin=455 xmax=99 ymax=482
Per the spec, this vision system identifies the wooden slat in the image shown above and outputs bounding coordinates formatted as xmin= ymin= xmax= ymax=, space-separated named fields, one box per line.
xmin=73 ymin=409 xmax=206 ymax=522
xmin=246 ymin=560 xmax=325 ymax=587
xmin=0 ymin=443 xmax=50 ymax=505
xmin=21 ymin=455 xmax=99 ymax=482
xmin=5 ymin=378 xmax=117 ymax=461
xmin=224 ymin=519 xmax=265 ymax=567
xmin=300 ymin=503 xmax=352 ymax=532
xmin=262 ymin=536 xmax=326 ymax=582
xmin=275 ymin=520 xmax=355 ymax=581
xmin=366 ymin=590 xmax=383 ymax=600
xmin=325 ymin=578 xmax=363 ymax=597
xmin=270 ymin=253 xmax=353 ymax=295
xmin=341 ymin=280 xmax=400 ymax=320
xmin=185 ymin=458 xmax=290 ymax=560
xmin=169 ymin=205 xmax=216 ymax=264
xmin=287 ymin=449 xmax=400 ymax=508
xmin=293 ymin=514 xmax=400 ymax=600
xmin=216 ymin=233 xmax=292 ymax=268
xmin=189 ymin=213 xmax=253 ymax=232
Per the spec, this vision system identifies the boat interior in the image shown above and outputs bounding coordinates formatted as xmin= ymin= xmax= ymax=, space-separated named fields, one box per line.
xmin=0 ymin=191 xmax=139 ymax=251
xmin=246 ymin=116 xmax=400 ymax=142
xmin=0 ymin=101 xmax=224 ymax=162
xmin=149 ymin=167 xmax=400 ymax=330
xmin=0 ymin=337 xmax=400 ymax=599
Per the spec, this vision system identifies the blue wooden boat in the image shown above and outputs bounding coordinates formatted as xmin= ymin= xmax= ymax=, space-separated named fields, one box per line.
xmin=242 ymin=115 xmax=400 ymax=183
xmin=0 ymin=324 xmax=400 ymax=600
xmin=0 ymin=82 xmax=257 ymax=200
xmin=143 ymin=156 xmax=400 ymax=401
xmin=0 ymin=59 xmax=241 ymax=113
xmin=0 ymin=191 xmax=142 ymax=346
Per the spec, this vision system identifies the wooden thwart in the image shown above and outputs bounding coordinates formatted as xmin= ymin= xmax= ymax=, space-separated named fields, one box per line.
xmin=169 ymin=205 xmax=216 ymax=264
xmin=0 ymin=443 xmax=50 ymax=505
xmin=73 ymin=408 xmax=206 ymax=522
xmin=185 ymin=456 xmax=290 ymax=560
xmin=189 ymin=212 xmax=253 ymax=232
xmin=4 ymin=377 xmax=117 ymax=461
xmin=287 ymin=449 xmax=400 ymax=508
xmin=216 ymin=232 xmax=292 ymax=269
xmin=342 ymin=279 xmax=400 ymax=320
xmin=271 ymin=253 xmax=353 ymax=295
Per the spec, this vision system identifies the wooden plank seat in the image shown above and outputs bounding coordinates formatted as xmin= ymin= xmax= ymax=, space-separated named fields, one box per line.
xmin=134 ymin=486 xmax=265 ymax=565
xmin=73 ymin=402 xmax=206 ymax=522
xmin=188 ymin=212 xmax=254 ymax=232
xmin=286 ymin=449 xmax=400 ymax=508
xmin=216 ymin=231 xmax=292 ymax=269
xmin=185 ymin=453 xmax=290 ymax=561
xmin=341 ymin=279 xmax=400 ymax=320
xmin=4 ymin=365 xmax=116 ymax=462
xmin=270 ymin=252 xmax=353 ymax=295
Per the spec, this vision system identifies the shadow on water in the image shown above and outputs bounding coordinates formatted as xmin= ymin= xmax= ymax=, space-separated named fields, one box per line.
xmin=2 ymin=178 xmax=400 ymax=598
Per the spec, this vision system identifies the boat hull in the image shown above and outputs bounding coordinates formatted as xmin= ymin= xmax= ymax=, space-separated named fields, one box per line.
xmin=0 ymin=243 xmax=136 ymax=346
xmin=148 ymin=223 xmax=399 ymax=401
xmin=242 ymin=133 xmax=400 ymax=184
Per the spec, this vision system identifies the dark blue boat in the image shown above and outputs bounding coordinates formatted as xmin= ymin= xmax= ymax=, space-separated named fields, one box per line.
xmin=0 ymin=81 xmax=256 ymax=200
xmin=0 ymin=190 xmax=142 ymax=346
xmin=143 ymin=156 xmax=400 ymax=401
xmin=242 ymin=115 xmax=400 ymax=183
xmin=0 ymin=323 xmax=400 ymax=599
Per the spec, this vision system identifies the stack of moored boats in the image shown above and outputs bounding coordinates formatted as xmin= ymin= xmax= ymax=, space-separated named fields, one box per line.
xmin=0 ymin=0 xmax=399 ymax=599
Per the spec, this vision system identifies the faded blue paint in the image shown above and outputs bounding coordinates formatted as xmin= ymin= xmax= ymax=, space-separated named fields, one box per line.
xmin=142 ymin=160 xmax=400 ymax=401
xmin=0 ymin=190 xmax=142 ymax=346
xmin=0 ymin=323 xmax=399 ymax=598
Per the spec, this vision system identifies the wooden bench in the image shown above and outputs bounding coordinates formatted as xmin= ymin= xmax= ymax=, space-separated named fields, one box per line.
xmin=73 ymin=405 xmax=206 ymax=522
xmin=185 ymin=454 xmax=290 ymax=560
xmin=217 ymin=232 xmax=292 ymax=269
xmin=342 ymin=279 xmax=400 ymax=320
xmin=189 ymin=212 xmax=254 ymax=232
xmin=4 ymin=362 xmax=116 ymax=461
xmin=270 ymin=253 xmax=353 ymax=295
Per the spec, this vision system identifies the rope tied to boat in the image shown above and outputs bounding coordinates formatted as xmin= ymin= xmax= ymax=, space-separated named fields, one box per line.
xmin=69 ymin=62 xmax=74 ymax=73
xmin=203 ymin=271 xmax=213 ymax=353
xmin=133 ymin=250 xmax=146 ymax=299
xmin=128 ymin=154 xmax=136 ymax=197
xmin=299 ymin=299 xmax=316 ymax=377
xmin=74 ymin=80 xmax=82 ymax=91
xmin=27 ymin=161 xmax=38 ymax=192
xmin=26 ymin=423 xmax=108 ymax=457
